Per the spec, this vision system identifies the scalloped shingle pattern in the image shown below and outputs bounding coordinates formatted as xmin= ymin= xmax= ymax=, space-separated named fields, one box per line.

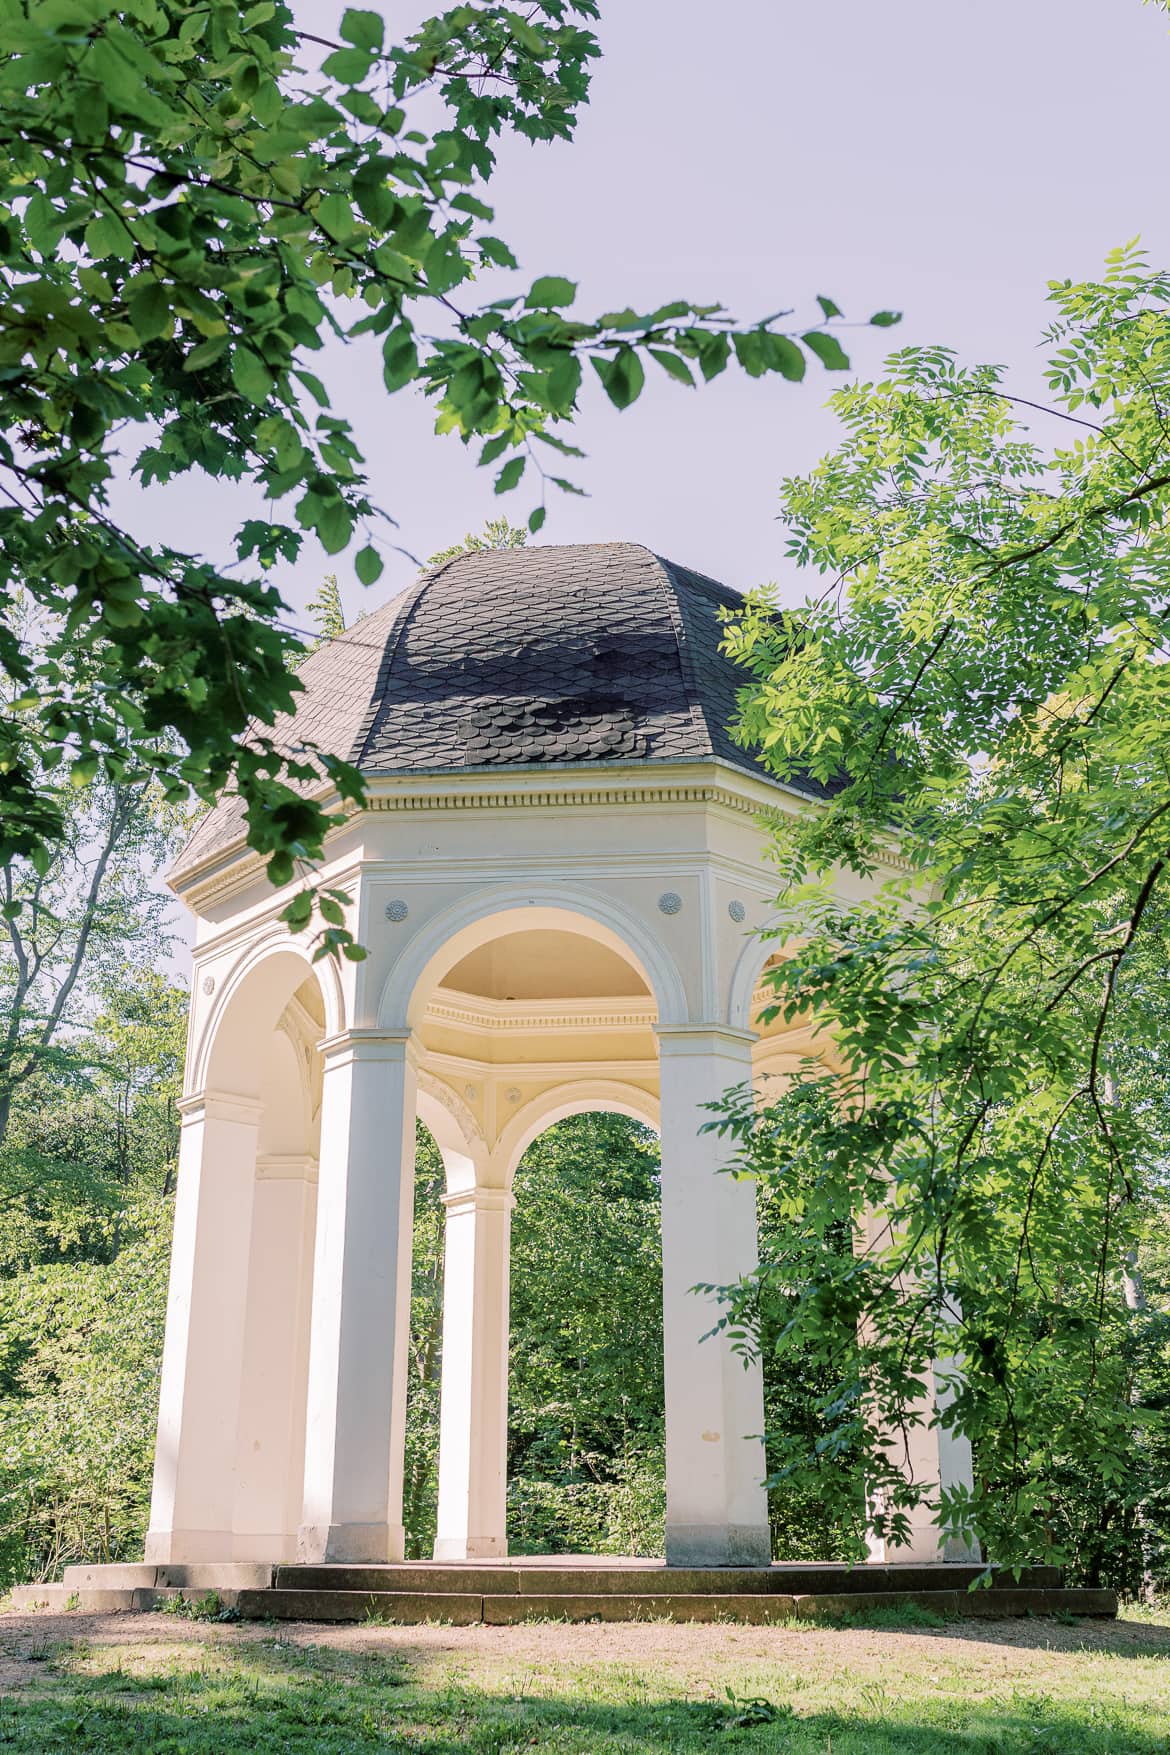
xmin=171 ymin=542 xmax=797 ymax=882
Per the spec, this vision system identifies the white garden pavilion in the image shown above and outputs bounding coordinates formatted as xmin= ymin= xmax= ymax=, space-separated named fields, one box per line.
xmin=146 ymin=543 xmax=972 ymax=1571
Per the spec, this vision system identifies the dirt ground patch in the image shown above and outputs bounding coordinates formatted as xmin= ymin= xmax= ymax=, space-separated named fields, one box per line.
xmin=2 ymin=1603 xmax=1167 ymax=1689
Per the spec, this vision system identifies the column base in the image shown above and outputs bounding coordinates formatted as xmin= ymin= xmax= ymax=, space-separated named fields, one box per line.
xmin=433 ymin=1535 xmax=508 ymax=1561
xmin=867 ymin=1525 xmax=983 ymax=1565
xmin=145 ymin=1529 xmax=234 ymax=1564
xmin=665 ymin=1522 xmax=772 ymax=1567
xmin=296 ymin=1521 xmax=405 ymax=1564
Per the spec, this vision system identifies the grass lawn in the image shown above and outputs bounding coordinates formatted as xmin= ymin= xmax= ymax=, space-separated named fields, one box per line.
xmin=0 ymin=1604 xmax=1167 ymax=1752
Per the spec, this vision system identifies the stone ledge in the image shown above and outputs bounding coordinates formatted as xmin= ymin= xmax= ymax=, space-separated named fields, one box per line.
xmin=8 ymin=1563 xmax=1117 ymax=1625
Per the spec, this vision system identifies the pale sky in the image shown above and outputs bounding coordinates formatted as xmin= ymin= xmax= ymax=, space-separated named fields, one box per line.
xmin=110 ymin=0 xmax=1170 ymax=637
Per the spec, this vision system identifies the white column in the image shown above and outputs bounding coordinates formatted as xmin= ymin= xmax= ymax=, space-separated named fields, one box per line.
xmin=298 ymin=1030 xmax=417 ymax=1564
xmin=232 ymin=1156 xmax=318 ymax=1560
xmin=433 ymin=1184 xmax=513 ymax=1560
xmin=864 ymin=1371 xmax=980 ymax=1564
xmin=858 ymin=1206 xmax=980 ymax=1564
xmin=145 ymin=1091 xmax=262 ymax=1563
xmin=657 ymin=1026 xmax=771 ymax=1567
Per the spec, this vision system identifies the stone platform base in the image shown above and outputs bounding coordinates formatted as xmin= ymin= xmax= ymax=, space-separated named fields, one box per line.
xmin=9 ymin=1556 xmax=1117 ymax=1623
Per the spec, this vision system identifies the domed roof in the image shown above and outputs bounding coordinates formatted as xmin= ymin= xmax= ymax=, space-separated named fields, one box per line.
xmin=173 ymin=542 xmax=795 ymax=883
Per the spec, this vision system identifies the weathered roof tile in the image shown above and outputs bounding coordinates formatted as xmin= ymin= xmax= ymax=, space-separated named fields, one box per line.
xmin=172 ymin=541 xmax=816 ymax=882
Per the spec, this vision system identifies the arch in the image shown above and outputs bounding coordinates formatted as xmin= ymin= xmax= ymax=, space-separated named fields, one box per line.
xmin=496 ymin=1079 xmax=660 ymax=1183
xmin=416 ymin=1071 xmax=486 ymax=1197
xmin=416 ymin=1070 xmax=484 ymax=1157
xmin=377 ymin=885 xmax=688 ymax=1032
xmin=193 ymin=929 xmax=343 ymax=1093
xmin=727 ymin=930 xmax=785 ymax=1032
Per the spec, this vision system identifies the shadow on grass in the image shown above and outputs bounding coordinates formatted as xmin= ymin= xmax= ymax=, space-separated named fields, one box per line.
xmin=0 ymin=1660 xmax=1164 ymax=1755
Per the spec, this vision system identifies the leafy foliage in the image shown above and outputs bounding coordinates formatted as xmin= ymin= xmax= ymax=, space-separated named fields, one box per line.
xmin=427 ymin=515 xmax=528 ymax=566
xmin=0 ymin=970 xmax=184 ymax=1586
xmin=0 ymin=0 xmax=886 ymax=955
xmin=713 ymin=245 xmax=1170 ymax=1579
xmin=0 ymin=767 xmax=176 ymax=1175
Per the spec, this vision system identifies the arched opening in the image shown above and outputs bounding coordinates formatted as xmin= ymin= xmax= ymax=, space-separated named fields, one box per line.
xmin=401 ymin=1120 xmax=446 ymax=1560
xmin=396 ymin=904 xmax=667 ymax=1562
xmin=148 ymin=948 xmax=328 ymax=1563
xmin=507 ymin=1110 xmax=664 ymax=1557
xmin=399 ymin=1109 xmax=666 ymax=1561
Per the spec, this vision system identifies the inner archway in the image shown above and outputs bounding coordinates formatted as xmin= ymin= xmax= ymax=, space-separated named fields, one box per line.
xmin=507 ymin=1111 xmax=663 ymax=1557
xmin=401 ymin=906 xmax=666 ymax=1562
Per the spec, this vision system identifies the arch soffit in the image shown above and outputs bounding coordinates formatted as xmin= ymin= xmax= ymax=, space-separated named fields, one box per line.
xmin=193 ymin=929 xmax=344 ymax=1093
xmin=377 ymin=885 xmax=688 ymax=1032
xmin=496 ymin=1079 xmax=660 ymax=1182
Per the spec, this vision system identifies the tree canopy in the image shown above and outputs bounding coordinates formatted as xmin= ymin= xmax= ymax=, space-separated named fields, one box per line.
xmin=0 ymin=0 xmax=894 ymax=955
xmin=714 ymin=245 xmax=1170 ymax=1579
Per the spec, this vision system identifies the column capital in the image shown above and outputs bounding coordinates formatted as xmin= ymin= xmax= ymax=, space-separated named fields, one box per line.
xmin=256 ymin=1152 xmax=319 ymax=1183
xmin=317 ymin=1026 xmax=416 ymax=1068
xmin=177 ymin=1090 xmax=265 ymax=1126
xmin=654 ymin=1023 xmax=757 ymax=1053
xmin=441 ymin=1186 xmax=515 ymax=1217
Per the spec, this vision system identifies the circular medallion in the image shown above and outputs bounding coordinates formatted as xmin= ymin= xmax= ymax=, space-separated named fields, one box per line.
xmin=201 ymin=974 xmax=215 ymax=996
xmin=657 ymin=891 xmax=683 ymax=916
xmin=384 ymin=899 xmax=409 ymax=923
xmin=728 ymin=900 xmax=746 ymax=924
xmin=505 ymin=1087 xmax=522 ymax=1105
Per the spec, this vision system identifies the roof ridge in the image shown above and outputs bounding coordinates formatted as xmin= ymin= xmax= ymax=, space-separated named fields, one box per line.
xmin=648 ymin=552 xmax=717 ymax=760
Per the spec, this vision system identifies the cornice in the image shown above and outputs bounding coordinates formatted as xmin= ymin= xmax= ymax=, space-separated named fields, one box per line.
xmin=170 ymin=760 xmax=828 ymax=905
xmin=424 ymin=986 xmax=658 ymax=1037
xmin=173 ymin=760 xmax=913 ymax=912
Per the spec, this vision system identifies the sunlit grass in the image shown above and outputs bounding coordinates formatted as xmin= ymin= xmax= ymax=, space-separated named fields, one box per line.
xmin=1 ymin=1610 xmax=1168 ymax=1752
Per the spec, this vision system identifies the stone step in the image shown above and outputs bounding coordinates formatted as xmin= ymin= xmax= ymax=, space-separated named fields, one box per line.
xmin=272 ymin=1562 xmax=1064 ymax=1598
xmin=238 ymin=1585 xmax=1117 ymax=1625
xmin=61 ymin=1563 xmax=275 ymax=1593
xmin=9 ymin=1563 xmax=1113 ymax=1623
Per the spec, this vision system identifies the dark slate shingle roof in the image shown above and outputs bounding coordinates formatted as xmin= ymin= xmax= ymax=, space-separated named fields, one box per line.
xmin=171 ymin=542 xmax=795 ymax=882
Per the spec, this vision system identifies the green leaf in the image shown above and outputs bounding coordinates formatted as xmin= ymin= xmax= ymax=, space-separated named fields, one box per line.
xmin=479 ymin=434 xmax=510 ymax=466
xmin=183 ymin=335 xmax=228 ymax=373
xmin=293 ymin=367 xmax=331 ymax=407
xmin=592 ymin=346 xmax=645 ymax=410
xmin=355 ymin=544 xmax=383 ymax=585
xmin=24 ymin=194 xmax=63 ymax=256
xmin=495 ymin=454 xmax=526 ymax=494
xmin=528 ymin=505 xmax=546 ymax=533
xmin=870 ymin=310 xmax=902 ymax=327
xmin=802 ymin=331 xmax=850 ymax=372
xmin=84 ymin=212 xmax=134 ymax=261
xmin=340 ymin=7 xmax=384 ymax=51
xmin=382 ymin=327 xmax=418 ymax=389
xmin=765 ymin=333 xmax=806 ymax=381
xmin=317 ymin=497 xmax=354 ymax=554
xmin=316 ymin=193 xmax=357 ymax=242
xmin=128 ymin=281 xmax=171 ymax=342
xmin=648 ymin=348 xmax=695 ymax=387
xmin=526 ymin=275 xmax=577 ymax=309
xmin=451 ymin=193 xmax=494 ymax=221
xmin=321 ymin=47 xmax=375 ymax=84
xmin=77 ymin=266 xmax=113 ymax=302
xmin=816 ymin=294 xmax=843 ymax=320
xmin=231 ymin=348 xmax=275 ymax=405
